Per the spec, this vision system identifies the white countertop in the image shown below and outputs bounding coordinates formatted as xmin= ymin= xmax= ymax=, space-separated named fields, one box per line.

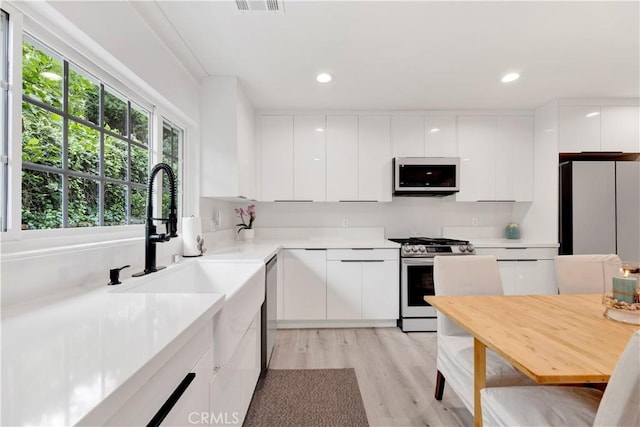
xmin=1 ymin=284 xmax=224 ymax=426
xmin=470 ymin=239 xmax=559 ymax=248
xmin=1 ymin=236 xmax=397 ymax=426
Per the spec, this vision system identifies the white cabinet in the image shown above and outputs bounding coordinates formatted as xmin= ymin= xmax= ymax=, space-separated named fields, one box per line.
xmin=359 ymin=116 xmax=392 ymax=202
xmin=457 ymin=116 xmax=534 ymax=202
xmin=425 ymin=116 xmax=457 ymax=157
xmin=392 ymin=116 xmax=425 ymax=158
xmin=283 ymin=249 xmax=327 ymax=320
xmin=559 ymin=104 xmax=640 ymax=152
xmin=260 ymin=115 xmax=294 ymax=201
xmin=326 ymin=261 xmax=362 ymax=319
xmin=326 ymin=116 xmax=359 ymax=201
xmin=498 ymin=260 xmax=556 ymax=295
xmin=294 ymin=115 xmax=326 ymax=201
xmin=200 ymin=76 xmax=256 ymax=199
xmin=601 ymin=106 xmax=640 ymax=152
xmin=326 ymin=249 xmax=399 ymax=321
xmin=457 ymin=116 xmax=496 ymax=201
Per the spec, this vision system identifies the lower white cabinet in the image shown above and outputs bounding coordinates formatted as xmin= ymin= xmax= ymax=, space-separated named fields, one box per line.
xmin=498 ymin=259 xmax=557 ymax=295
xmin=362 ymin=260 xmax=399 ymax=319
xmin=327 ymin=260 xmax=362 ymax=319
xmin=283 ymin=249 xmax=327 ymax=320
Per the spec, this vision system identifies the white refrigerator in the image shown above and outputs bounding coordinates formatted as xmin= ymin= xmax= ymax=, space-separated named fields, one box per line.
xmin=559 ymin=161 xmax=640 ymax=261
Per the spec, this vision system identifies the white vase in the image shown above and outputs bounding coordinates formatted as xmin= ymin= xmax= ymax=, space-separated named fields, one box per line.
xmin=241 ymin=229 xmax=255 ymax=240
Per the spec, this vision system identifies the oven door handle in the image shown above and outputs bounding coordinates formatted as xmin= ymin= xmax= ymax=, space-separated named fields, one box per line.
xmin=402 ymin=259 xmax=434 ymax=265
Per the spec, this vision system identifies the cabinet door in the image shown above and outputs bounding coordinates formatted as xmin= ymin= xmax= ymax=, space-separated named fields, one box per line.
xmin=359 ymin=116 xmax=392 ymax=202
xmin=326 ymin=261 xmax=362 ymax=320
xmin=260 ymin=115 xmax=294 ymax=201
xmin=497 ymin=260 xmax=516 ymax=295
xmin=283 ymin=249 xmax=327 ymax=320
xmin=425 ymin=116 xmax=457 ymax=157
xmin=294 ymin=115 xmax=326 ymax=201
xmin=514 ymin=260 xmax=557 ymax=295
xmin=326 ymin=116 xmax=358 ymax=201
xmin=457 ymin=116 xmax=496 ymax=201
xmin=392 ymin=116 xmax=424 ymax=158
xmin=362 ymin=260 xmax=399 ymax=319
xmin=495 ymin=116 xmax=534 ymax=201
xmin=616 ymin=161 xmax=640 ymax=262
xmin=601 ymin=106 xmax=640 ymax=152
xmin=558 ymin=105 xmax=601 ymax=152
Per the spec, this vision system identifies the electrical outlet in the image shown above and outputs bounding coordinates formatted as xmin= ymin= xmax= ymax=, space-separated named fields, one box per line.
xmin=213 ymin=210 xmax=222 ymax=230
xmin=342 ymin=218 xmax=349 ymax=228
xmin=471 ymin=217 xmax=479 ymax=227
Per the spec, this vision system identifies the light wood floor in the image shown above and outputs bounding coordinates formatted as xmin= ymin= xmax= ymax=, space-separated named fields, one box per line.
xmin=270 ymin=327 xmax=472 ymax=427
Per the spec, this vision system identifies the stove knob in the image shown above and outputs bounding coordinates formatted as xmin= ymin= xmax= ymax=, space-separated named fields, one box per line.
xmin=418 ymin=245 xmax=426 ymax=252
xmin=459 ymin=245 xmax=467 ymax=253
xmin=467 ymin=243 xmax=475 ymax=252
xmin=411 ymin=246 xmax=418 ymax=253
xmin=403 ymin=245 xmax=411 ymax=253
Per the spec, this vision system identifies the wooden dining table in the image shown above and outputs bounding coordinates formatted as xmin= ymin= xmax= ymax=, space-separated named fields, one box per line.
xmin=425 ymin=293 xmax=640 ymax=427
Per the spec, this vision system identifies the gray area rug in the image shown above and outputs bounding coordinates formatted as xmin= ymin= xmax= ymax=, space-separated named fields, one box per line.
xmin=244 ymin=369 xmax=369 ymax=427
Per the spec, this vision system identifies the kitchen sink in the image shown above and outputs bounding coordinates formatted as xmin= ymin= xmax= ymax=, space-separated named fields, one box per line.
xmin=111 ymin=260 xmax=266 ymax=367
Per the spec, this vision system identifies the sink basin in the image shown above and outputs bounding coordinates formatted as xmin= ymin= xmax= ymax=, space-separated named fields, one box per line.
xmin=111 ymin=260 xmax=265 ymax=367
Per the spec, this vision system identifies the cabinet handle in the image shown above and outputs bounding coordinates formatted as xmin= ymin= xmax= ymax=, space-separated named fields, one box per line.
xmin=497 ymin=259 xmax=538 ymax=262
xmin=505 ymin=247 xmax=527 ymax=250
xmin=274 ymin=200 xmax=313 ymax=202
xmin=147 ymin=372 xmax=196 ymax=427
xmin=304 ymin=248 xmax=326 ymax=251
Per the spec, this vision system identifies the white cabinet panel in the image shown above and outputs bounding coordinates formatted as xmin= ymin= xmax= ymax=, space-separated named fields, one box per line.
xmin=326 ymin=261 xmax=362 ymax=320
xmin=359 ymin=116 xmax=392 ymax=202
xmin=326 ymin=116 xmax=358 ymax=202
xmin=392 ymin=116 xmax=424 ymax=158
xmin=260 ymin=115 xmax=294 ymax=201
xmin=457 ymin=116 xmax=496 ymax=201
xmin=558 ymin=105 xmax=601 ymax=152
xmin=283 ymin=249 xmax=327 ymax=320
xmin=498 ymin=261 xmax=517 ymax=295
xmin=498 ymin=260 xmax=557 ymax=295
xmin=294 ymin=115 xmax=326 ymax=201
xmin=362 ymin=260 xmax=399 ymax=320
xmin=495 ymin=116 xmax=534 ymax=201
xmin=425 ymin=116 xmax=457 ymax=157
xmin=601 ymin=106 xmax=640 ymax=152
xmin=616 ymin=161 xmax=640 ymax=262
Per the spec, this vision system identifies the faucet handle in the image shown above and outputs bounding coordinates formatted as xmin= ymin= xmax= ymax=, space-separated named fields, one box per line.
xmin=108 ymin=265 xmax=130 ymax=286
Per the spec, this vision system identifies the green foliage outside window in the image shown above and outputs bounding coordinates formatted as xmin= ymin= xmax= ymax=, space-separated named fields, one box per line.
xmin=21 ymin=39 xmax=150 ymax=230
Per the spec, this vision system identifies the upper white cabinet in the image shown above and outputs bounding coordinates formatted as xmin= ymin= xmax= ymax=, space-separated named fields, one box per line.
xmin=391 ymin=116 xmax=425 ymax=158
xmin=457 ymin=116 xmax=534 ymax=202
xmin=601 ymin=106 xmax=640 ymax=152
xmin=359 ymin=116 xmax=392 ymax=202
xmin=326 ymin=116 xmax=359 ymax=201
xmin=425 ymin=116 xmax=457 ymax=157
xmin=200 ymin=76 xmax=256 ymax=199
xmin=294 ymin=115 xmax=326 ymax=201
xmin=260 ymin=115 xmax=294 ymax=201
xmin=559 ymin=103 xmax=640 ymax=153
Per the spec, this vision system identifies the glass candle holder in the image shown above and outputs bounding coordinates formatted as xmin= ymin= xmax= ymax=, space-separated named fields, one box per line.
xmin=603 ymin=261 xmax=640 ymax=324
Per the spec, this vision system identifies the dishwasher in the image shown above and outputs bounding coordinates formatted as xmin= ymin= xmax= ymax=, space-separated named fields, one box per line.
xmin=261 ymin=254 xmax=278 ymax=374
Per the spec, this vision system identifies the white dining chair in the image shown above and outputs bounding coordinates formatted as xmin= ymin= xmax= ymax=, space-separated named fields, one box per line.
xmin=555 ymin=254 xmax=622 ymax=294
xmin=433 ymin=255 xmax=535 ymax=414
xmin=481 ymin=330 xmax=640 ymax=427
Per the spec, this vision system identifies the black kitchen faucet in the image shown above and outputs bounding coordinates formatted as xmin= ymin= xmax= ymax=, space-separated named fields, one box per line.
xmin=132 ymin=162 xmax=178 ymax=277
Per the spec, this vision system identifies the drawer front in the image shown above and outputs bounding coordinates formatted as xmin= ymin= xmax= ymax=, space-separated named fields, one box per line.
xmin=475 ymin=247 xmax=557 ymax=260
xmin=326 ymin=248 xmax=399 ymax=261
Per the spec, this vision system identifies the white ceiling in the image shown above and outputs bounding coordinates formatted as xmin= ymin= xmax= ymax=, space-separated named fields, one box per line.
xmin=134 ymin=1 xmax=639 ymax=111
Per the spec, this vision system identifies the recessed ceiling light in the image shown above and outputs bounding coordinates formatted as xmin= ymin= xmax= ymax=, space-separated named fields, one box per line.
xmin=316 ymin=73 xmax=332 ymax=83
xmin=315 ymin=128 xmax=324 ymax=132
xmin=429 ymin=128 xmax=440 ymax=133
xmin=501 ymin=72 xmax=520 ymax=83
xmin=40 ymin=71 xmax=62 ymax=81
xmin=585 ymin=111 xmax=600 ymax=118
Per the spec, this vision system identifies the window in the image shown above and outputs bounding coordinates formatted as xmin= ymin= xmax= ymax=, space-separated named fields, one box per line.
xmin=161 ymin=120 xmax=182 ymax=219
xmin=1 ymin=9 xmax=9 ymax=232
xmin=21 ymin=35 xmax=150 ymax=229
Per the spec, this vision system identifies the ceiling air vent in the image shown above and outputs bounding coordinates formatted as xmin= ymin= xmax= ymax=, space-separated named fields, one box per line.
xmin=236 ymin=0 xmax=283 ymax=13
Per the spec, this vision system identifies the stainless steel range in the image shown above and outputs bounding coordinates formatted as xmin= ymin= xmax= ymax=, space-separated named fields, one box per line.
xmin=388 ymin=237 xmax=475 ymax=332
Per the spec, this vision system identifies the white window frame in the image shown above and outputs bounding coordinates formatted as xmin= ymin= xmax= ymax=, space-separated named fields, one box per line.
xmin=1 ymin=2 xmax=193 ymax=249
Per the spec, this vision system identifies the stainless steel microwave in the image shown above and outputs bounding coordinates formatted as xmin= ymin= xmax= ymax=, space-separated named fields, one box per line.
xmin=393 ymin=157 xmax=460 ymax=196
